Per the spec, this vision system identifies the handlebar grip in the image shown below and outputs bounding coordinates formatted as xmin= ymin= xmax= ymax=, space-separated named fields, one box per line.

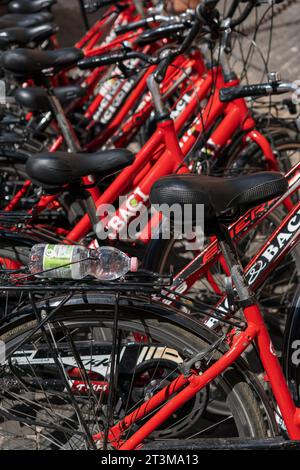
xmin=94 ymin=0 xmax=123 ymax=7
xmin=136 ymin=23 xmax=187 ymax=46
xmin=115 ymin=18 xmax=149 ymax=35
xmin=78 ymin=51 xmax=126 ymax=69
xmin=219 ymin=84 xmax=270 ymax=102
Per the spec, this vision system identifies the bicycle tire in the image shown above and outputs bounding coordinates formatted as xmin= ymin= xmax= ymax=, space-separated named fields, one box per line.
xmin=0 ymin=295 xmax=277 ymax=449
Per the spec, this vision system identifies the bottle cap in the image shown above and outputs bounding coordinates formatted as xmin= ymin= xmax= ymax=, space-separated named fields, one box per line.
xmin=130 ymin=257 xmax=139 ymax=272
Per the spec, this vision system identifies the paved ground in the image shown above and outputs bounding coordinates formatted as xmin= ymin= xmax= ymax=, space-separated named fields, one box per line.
xmin=232 ymin=0 xmax=300 ymax=83
xmin=258 ymin=1 xmax=300 ymax=81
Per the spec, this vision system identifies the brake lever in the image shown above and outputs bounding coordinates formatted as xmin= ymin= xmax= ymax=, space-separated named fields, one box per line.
xmin=118 ymin=62 xmax=135 ymax=79
xmin=196 ymin=2 xmax=220 ymax=39
xmin=152 ymin=11 xmax=204 ymax=84
xmin=153 ymin=51 xmax=176 ymax=84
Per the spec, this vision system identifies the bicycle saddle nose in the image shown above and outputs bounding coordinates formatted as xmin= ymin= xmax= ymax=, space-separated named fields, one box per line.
xmin=26 ymin=150 xmax=135 ymax=189
xmin=0 ymin=12 xmax=53 ymax=29
xmin=1 ymin=47 xmax=83 ymax=77
xmin=0 ymin=24 xmax=55 ymax=49
xmin=150 ymin=172 xmax=288 ymax=232
xmin=8 ymin=0 xmax=57 ymax=14
xmin=14 ymin=85 xmax=87 ymax=111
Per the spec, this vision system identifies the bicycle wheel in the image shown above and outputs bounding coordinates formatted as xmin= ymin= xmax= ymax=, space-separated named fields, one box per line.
xmin=283 ymin=288 xmax=300 ymax=407
xmin=0 ymin=246 xmax=32 ymax=317
xmin=0 ymin=295 xmax=275 ymax=450
xmin=224 ymin=128 xmax=300 ymax=186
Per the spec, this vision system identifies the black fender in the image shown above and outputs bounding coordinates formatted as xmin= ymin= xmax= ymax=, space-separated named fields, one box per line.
xmin=0 ymin=230 xmax=42 ymax=248
xmin=0 ymin=230 xmax=52 ymax=267
xmin=283 ymin=288 xmax=300 ymax=405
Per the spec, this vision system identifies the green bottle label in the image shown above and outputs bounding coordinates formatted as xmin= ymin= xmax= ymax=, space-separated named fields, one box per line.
xmin=43 ymin=245 xmax=75 ymax=277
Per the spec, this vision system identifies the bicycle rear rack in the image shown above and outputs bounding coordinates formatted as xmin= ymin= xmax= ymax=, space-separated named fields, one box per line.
xmin=0 ymin=270 xmax=173 ymax=294
xmin=143 ymin=437 xmax=300 ymax=450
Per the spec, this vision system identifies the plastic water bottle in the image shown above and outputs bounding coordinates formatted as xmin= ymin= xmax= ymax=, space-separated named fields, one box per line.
xmin=29 ymin=244 xmax=138 ymax=280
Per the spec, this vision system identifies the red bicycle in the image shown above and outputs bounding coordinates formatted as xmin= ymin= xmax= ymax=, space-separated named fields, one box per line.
xmin=3 ymin=11 xmax=284 ymax=243
xmin=0 ymin=1 xmax=299 ymax=451
xmin=0 ymin=159 xmax=298 ymax=449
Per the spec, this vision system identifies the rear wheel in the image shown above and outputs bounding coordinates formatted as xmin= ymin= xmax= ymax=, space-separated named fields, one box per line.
xmin=0 ymin=298 xmax=274 ymax=449
xmin=0 ymin=246 xmax=31 ymax=317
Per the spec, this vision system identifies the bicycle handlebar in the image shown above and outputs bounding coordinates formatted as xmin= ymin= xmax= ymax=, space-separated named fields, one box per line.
xmin=78 ymin=6 xmax=202 ymax=73
xmin=219 ymin=82 xmax=299 ymax=102
xmin=78 ymin=50 xmax=157 ymax=69
xmin=195 ymin=0 xmax=254 ymax=31
xmin=78 ymin=0 xmax=217 ymax=80
xmin=115 ymin=12 xmax=193 ymax=36
xmin=136 ymin=22 xmax=188 ymax=46
xmin=153 ymin=14 xmax=202 ymax=83
xmin=79 ymin=0 xmax=268 ymax=81
xmin=229 ymin=1 xmax=254 ymax=28
xmin=78 ymin=51 xmax=127 ymax=68
xmin=115 ymin=18 xmax=151 ymax=35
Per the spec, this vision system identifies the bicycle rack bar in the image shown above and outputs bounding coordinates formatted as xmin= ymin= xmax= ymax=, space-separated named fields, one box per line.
xmin=142 ymin=437 xmax=300 ymax=451
xmin=143 ymin=437 xmax=300 ymax=450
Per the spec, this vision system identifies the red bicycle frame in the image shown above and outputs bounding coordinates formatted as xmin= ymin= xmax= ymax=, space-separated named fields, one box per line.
xmin=110 ymin=302 xmax=300 ymax=448
xmin=5 ymin=55 xmax=199 ymax=212
xmin=88 ymin=167 xmax=300 ymax=448
xmin=66 ymin=67 xmax=279 ymax=243
xmin=76 ymin=3 xmax=140 ymax=52
xmin=10 ymin=65 xmax=276 ymax=246
xmin=84 ymin=53 xmax=198 ymax=150
xmin=160 ymin=161 xmax=300 ymax=319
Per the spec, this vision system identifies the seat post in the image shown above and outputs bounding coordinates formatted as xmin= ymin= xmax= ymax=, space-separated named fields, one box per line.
xmin=40 ymin=77 xmax=100 ymax=202
xmin=42 ymin=77 xmax=82 ymax=153
xmin=73 ymin=185 xmax=100 ymax=235
xmin=216 ymin=224 xmax=256 ymax=309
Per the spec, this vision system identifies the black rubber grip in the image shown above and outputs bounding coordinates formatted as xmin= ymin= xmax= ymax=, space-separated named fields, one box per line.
xmin=219 ymin=84 xmax=270 ymax=102
xmin=136 ymin=23 xmax=187 ymax=46
xmin=115 ymin=18 xmax=149 ymax=35
xmin=78 ymin=51 xmax=127 ymax=69
xmin=95 ymin=0 xmax=123 ymax=7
